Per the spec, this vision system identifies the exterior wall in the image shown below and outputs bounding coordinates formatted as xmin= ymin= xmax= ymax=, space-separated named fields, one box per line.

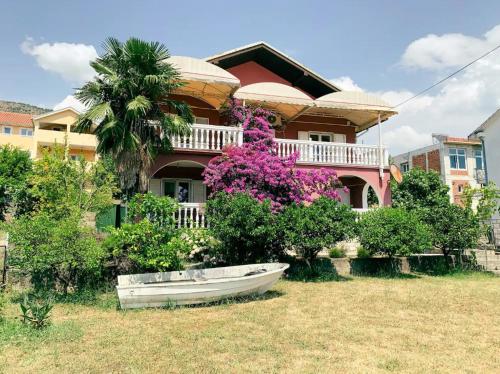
xmin=427 ymin=149 xmax=441 ymax=173
xmin=166 ymin=95 xmax=221 ymax=125
xmin=480 ymin=118 xmax=500 ymax=218
xmin=227 ymin=61 xmax=294 ymax=88
xmin=0 ymin=133 xmax=33 ymax=151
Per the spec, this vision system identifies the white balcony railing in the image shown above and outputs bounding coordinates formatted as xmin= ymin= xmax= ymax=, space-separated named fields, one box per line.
xmin=274 ymin=138 xmax=388 ymax=167
xmin=171 ymin=124 xmax=243 ymax=152
xmin=175 ymin=203 xmax=208 ymax=228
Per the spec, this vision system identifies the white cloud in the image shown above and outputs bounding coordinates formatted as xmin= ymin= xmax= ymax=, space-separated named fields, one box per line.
xmin=329 ymin=76 xmax=364 ymax=91
xmin=357 ymin=24 xmax=500 ymax=155
xmin=401 ymin=25 xmax=500 ymax=70
xmin=53 ymin=95 xmax=87 ymax=112
xmin=21 ymin=37 xmax=97 ymax=83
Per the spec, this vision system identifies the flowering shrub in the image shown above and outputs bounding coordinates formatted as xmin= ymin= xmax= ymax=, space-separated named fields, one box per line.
xmin=178 ymin=228 xmax=220 ymax=262
xmin=203 ymin=99 xmax=345 ymax=210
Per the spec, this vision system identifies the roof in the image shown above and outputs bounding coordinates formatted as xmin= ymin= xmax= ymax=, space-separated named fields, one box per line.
xmin=33 ymin=107 xmax=81 ymax=121
xmin=205 ymin=41 xmax=340 ymax=98
xmin=0 ymin=111 xmax=33 ymax=127
xmin=444 ymin=136 xmax=481 ymax=145
xmin=470 ymin=108 xmax=500 ymax=136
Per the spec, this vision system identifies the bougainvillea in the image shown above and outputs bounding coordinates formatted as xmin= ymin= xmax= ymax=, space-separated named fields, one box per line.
xmin=203 ymin=99 xmax=346 ymax=210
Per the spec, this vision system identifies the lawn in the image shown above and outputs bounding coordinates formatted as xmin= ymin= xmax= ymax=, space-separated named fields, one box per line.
xmin=1 ymin=272 xmax=499 ymax=373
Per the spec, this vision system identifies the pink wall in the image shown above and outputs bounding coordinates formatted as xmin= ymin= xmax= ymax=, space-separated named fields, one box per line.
xmin=227 ymin=61 xmax=292 ymax=87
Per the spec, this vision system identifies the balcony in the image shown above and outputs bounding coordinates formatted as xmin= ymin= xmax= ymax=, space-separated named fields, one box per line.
xmin=35 ymin=129 xmax=97 ymax=149
xmin=275 ymin=138 xmax=388 ymax=167
xmin=168 ymin=123 xmax=387 ymax=167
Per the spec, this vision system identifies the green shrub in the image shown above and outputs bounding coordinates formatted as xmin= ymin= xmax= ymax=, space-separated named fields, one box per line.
xmin=5 ymin=214 xmax=105 ymax=293
xmin=280 ymin=197 xmax=357 ymax=265
xmin=19 ymin=295 xmax=53 ymax=329
xmin=329 ymin=247 xmax=346 ymax=258
xmin=206 ymin=193 xmax=282 ymax=265
xmin=422 ymin=204 xmax=480 ymax=263
xmin=104 ymin=220 xmax=188 ymax=273
xmin=0 ymin=292 xmax=6 ymax=321
xmin=127 ymin=193 xmax=178 ymax=227
xmin=356 ymin=246 xmax=371 ymax=258
xmin=358 ymin=207 xmax=431 ymax=261
xmin=178 ymin=228 xmax=220 ymax=262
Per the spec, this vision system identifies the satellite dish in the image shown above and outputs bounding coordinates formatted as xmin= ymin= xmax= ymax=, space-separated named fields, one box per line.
xmin=390 ymin=164 xmax=403 ymax=183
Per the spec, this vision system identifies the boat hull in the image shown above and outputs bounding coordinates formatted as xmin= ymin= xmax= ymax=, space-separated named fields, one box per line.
xmin=116 ymin=263 xmax=289 ymax=309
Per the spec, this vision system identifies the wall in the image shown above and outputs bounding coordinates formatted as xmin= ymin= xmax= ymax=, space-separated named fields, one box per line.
xmin=276 ymin=115 xmax=356 ymax=143
xmin=482 ymin=121 xmax=500 ymax=218
xmin=227 ymin=61 xmax=293 ymax=88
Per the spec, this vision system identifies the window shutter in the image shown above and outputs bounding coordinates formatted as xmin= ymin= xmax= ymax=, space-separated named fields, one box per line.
xmin=298 ymin=131 xmax=309 ymax=141
xmin=149 ymin=179 xmax=161 ymax=196
xmin=192 ymin=180 xmax=206 ymax=203
xmin=334 ymin=134 xmax=346 ymax=143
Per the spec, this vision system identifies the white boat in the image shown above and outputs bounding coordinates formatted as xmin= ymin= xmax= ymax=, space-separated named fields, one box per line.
xmin=116 ymin=263 xmax=289 ymax=309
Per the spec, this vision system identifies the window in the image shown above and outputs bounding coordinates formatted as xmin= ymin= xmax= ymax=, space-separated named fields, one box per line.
xmin=195 ymin=117 xmax=209 ymax=125
xmin=400 ymin=162 xmax=410 ymax=173
xmin=449 ymin=148 xmax=466 ymax=170
xmin=309 ymin=133 xmax=332 ymax=142
xmin=474 ymin=149 xmax=483 ymax=170
xmin=2 ymin=127 xmax=12 ymax=135
xmin=163 ymin=180 xmax=191 ymax=203
xmin=20 ymin=128 xmax=33 ymax=137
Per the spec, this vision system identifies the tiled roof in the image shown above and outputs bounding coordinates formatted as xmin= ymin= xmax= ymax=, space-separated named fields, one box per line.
xmin=0 ymin=111 xmax=33 ymax=127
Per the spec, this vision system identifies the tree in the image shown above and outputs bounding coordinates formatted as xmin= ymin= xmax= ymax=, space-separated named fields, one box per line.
xmin=391 ymin=168 xmax=450 ymax=210
xmin=75 ymin=37 xmax=194 ymax=194
xmin=358 ymin=207 xmax=431 ymax=268
xmin=0 ymin=145 xmax=32 ymax=220
xmin=280 ymin=197 xmax=357 ymax=266
xmin=463 ymin=182 xmax=500 ymax=242
xmin=425 ymin=204 xmax=481 ymax=264
xmin=203 ymin=100 xmax=345 ymax=211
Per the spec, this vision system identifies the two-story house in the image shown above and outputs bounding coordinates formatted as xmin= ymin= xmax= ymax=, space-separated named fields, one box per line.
xmin=148 ymin=42 xmax=397 ymax=225
xmin=392 ymin=134 xmax=484 ymax=205
xmin=0 ymin=108 xmax=97 ymax=161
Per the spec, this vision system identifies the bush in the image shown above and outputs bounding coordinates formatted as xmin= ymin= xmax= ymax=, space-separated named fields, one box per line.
xmin=329 ymin=247 xmax=346 ymax=258
xmin=423 ymin=204 xmax=480 ymax=263
xmin=358 ymin=207 xmax=431 ymax=261
xmin=206 ymin=193 xmax=282 ymax=265
xmin=19 ymin=295 xmax=53 ymax=329
xmin=6 ymin=214 xmax=105 ymax=293
xmin=356 ymin=246 xmax=371 ymax=258
xmin=178 ymin=228 xmax=220 ymax=262
xmin=280 ymin=197 xmax=357 ymax=265
xmin=127 ymin=192 xmax=177 ymax=227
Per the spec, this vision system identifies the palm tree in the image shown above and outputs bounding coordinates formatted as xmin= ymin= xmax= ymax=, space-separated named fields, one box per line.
xmin=75 ymin=37 xmax=193 ymax=194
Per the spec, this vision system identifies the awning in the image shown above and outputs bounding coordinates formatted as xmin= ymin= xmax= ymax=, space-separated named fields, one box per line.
xmin=165 ymin=56 xmax=240 ymax=109
xmin=312 ymin=91 xmax=397 ymax=131
xmin=233 ymin=82 xmax=314 ymax=120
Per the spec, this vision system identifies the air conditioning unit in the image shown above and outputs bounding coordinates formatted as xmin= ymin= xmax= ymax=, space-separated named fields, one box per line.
xmin=268 ymin=114 xmax=283 ymax=129
xmin=475 ymin=169 xmax=486 ymax=184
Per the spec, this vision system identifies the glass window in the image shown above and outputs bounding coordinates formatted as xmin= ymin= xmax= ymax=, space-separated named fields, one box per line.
xmin=449 ymin=148 xmax=467 ymax=170
xmin=20 ymin=128 xmax=33 ymax=137
xmin=400 ymin=162 xmax=409 ymax=173
xmin=309 ymin=133 xmax=332 ymax=142
xmin=163 ymin=180 xmax=190 ymax=202
xmin=163 ymin=181 xmax=176 ymax=199
xmin=195 ymin=117 xmax=209 ymax=125
xmin=3 ymin=127 xmax=12 ymax=135
xmin=474 ymin=149 xmax=483 ymax=170
xmin=177 ymin=182 xmax=190 ymax=203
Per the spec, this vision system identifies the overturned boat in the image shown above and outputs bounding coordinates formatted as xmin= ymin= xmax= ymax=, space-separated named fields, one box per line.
xmin=116 ymin=263 xmax=289 ymax=309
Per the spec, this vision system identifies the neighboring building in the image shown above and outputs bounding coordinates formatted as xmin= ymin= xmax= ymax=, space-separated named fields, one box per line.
xmin=148 ymin=41 xmax=398 ymax=223
xmin=393 ymin=134 xmax=484 ymax=205
xmin=0 ymin=108 xmax=97 ymax=161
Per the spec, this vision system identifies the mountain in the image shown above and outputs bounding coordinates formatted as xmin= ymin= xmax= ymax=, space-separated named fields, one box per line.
xmin=0 ymin=100 xmax=50 ymax=115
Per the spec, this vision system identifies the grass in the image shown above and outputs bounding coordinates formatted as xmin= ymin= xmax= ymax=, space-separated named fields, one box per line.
xmin=0 ymin=272 xmax=499 ymax=373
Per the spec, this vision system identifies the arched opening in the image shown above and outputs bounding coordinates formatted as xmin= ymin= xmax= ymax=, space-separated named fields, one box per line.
xmin=340 ymin=175 xmax=382 ymax=209
xmin=149 ymin=160 xmax=207 ymax=203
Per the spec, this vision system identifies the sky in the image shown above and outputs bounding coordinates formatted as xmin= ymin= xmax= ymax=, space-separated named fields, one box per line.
xmin=2 ymin=0 xmax=500 ymax=154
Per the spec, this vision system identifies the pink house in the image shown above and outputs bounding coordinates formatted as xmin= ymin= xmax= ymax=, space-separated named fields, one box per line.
xmin=149 ymin=42 xmax=397 ymax=225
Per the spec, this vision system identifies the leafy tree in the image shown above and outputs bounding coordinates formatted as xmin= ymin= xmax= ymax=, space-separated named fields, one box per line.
xmin=280 ymin=197 xmax=357 ymax=266
xmin=463 ymin=182 xmax=500 ymax=241
xmin=391 ymin=168 xmax=450 ymax=210
xmin=0 ymin=145 xmax=32 ymax=220
xmin=75 ymin=37 xmax=194 ymax=194
xmin=424 ymin=204 xmax=481 ymax=263
xmin=358 ymin=207 xmax=431 ymax=265
xmin=206 ymin=193 xmax=283 ymax=265
xmin=5 ymin=213 xmax=105 ymax=293
xmin=23 ymin=147 xmax=117 ymax=220
xmin=203 ymin=100 xmax=345 ymax=211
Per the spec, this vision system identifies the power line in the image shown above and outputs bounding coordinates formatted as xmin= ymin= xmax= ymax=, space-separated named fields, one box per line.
xmin=392 ymin=42 xmax=500 ymax=109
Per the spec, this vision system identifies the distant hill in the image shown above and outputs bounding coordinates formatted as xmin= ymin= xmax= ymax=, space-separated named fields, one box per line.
xmin=0 ymin=100 xmax=50 ymax=115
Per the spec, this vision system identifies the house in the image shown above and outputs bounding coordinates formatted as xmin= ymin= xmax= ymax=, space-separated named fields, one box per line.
xmin=148 ymin=42 xmax=398 ymax=225
xmin=392 ymin=134 xmax=484 ymax=205
xmin=0 ymin=108 xmax=97 ymax=161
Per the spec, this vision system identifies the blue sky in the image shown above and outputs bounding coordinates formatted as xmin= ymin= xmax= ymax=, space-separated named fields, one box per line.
xmin=2 ymin=0 xmax=500 ymax=153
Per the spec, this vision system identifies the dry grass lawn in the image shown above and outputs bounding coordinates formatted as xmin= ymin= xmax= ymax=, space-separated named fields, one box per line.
xmin=1 ymin=272 xmax=499 ymax=373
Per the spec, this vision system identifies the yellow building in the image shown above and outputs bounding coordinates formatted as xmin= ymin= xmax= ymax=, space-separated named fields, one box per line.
xmin=0 ymin=108 xmax=97 ymax=161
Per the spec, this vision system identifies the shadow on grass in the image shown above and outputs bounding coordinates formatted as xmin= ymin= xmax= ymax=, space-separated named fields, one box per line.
xmin=284 ymin=257 xmax=352 ymax=283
